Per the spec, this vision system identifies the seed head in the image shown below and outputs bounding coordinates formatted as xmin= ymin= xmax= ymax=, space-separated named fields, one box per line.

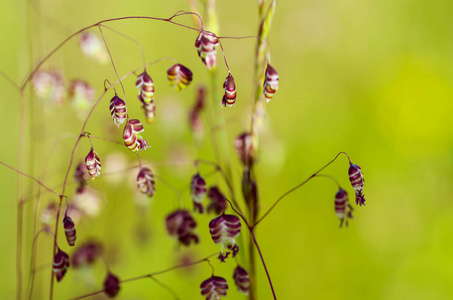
xmin=195 ymin=32 xmax=219 ymax=70
xmin=137 ymin=167 xmax=155 ymax=198
xmin=221 ymin=74 xmax=236 ymax=107
xmin=104 ymin=273 xmax=120 ymax=298
xmin=79 ymin=32 xmax=108 ymax=64
xmin=335 ymin=189 xmax=354 ymax=228
xmin=32 ymin=70 xmax=66 ymax=105
xmin=200 ymin=275 xmax=228 ymax=300
xmin=165 ymin=210 xmax=199 ymax=246
xmin=123 ymin=119 xmax=150 ymax=153
xmin=207 ymin=186 xmax=226 ymax=215
xmin=233 ymin=265 xmax=250 ymax=295
xmin=136 ymin=71 xmax=154 ymax=104
xmin=167 ymin=64 xmax=193 ymax=91
xmin=63 ymin=215 xmax=77 ymax=246
xmin=209 ymin=213 xmax=241 ymax=260
xmin=191 ymin=173 xmax=207 ymax=213
xmin=85 ymin=149 xmax=101 ymax=179
xmin=53 ymin=248 xmax=70 ymax=282
xmin=263 ymin=64 xmax=279 ymax=102
xmin=139 ymin=98 xmax=156 ymax=123
xmin=109 ymin=95 xmax=127 ymax=127
xmin=348 ymin=164 xmax=366 ymax=206
xmin=71 ymin=242 xmax=102 ymax=268
xmin=235 ymin=133 xmax=253 ymax=166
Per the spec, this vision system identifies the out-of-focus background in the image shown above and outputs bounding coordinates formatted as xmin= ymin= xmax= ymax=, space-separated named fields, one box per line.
xmin=1 ymin=0 xmax=452 ymax=299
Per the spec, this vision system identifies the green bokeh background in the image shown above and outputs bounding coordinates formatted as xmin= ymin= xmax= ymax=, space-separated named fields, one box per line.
xmin=1 ymin=0 xmax=452 ymax=299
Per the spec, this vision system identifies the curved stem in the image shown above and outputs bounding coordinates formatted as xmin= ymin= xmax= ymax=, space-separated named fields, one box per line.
xmin=253 ymin=152 xmax=350 ymax=227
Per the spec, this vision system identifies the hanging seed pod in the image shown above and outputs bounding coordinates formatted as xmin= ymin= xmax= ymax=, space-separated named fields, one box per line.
xmin=136 ymin=71 xmax=154 ymax=104
xmin=191 ymin=173 xmax=207 ymax=213
xmin=235 ymin=133 xmax=253 ymax=166
xmin=207 ymin=186 xmax=226 ymax=215
xmin=138 ymin=97 xmax=155 ymax=123
xmin=165 ymin=210 xmax=199 ymax=246
xmin=109 ymin=94 xmax=127 ymax=127
xmin=53 ymin=248 xmax=70 ymax=282
xmin=71 ymin=242 xmax=102 ymax=268
xmin=79 ymin=32 xmax=108 ymax=64
xmin=335 ymin=189 xmax=354 ymax=228
xmin=200 ymin=275 xmax=228 ymax=300
xmin=123 ymin=119 xmax=150 ymax=153
xmin=233 ymin=265 xmax=250 ymax=295
xmin=137 ymin=167 xmax=155 ymax=198
xmin=221 ymin=74 xmax=236 ymax=107
xmin=348 ymin=164 xmax=366 ymax=206
xmin=104 ymin=273 xmax=120 ymax=298
xmin=63 ymin=215 xmax=77 ymax=246
xmin=209 ymin=213 xmax=241 ymax=260
xmin=263 ymin=64 xmax=279 ymax=102
xmin=167 ymin=64 xmax=193 ymax=91
xmin=195 ymin=32 xmax=219 ymax=70
xmin=85 ymin=149 xmax=101 ymax=179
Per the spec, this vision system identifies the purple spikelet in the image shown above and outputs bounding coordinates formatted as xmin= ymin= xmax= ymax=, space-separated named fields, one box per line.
xmin=348 ymin=164 xmax=366 ymax=206
xmin=233 ymin=265 xmax=250 ymax=295
xmin=53 ymin=248 xmax=70 ymax=282
xmin=191 ymin=173 xmax=207 ymax=213
xmin=200 ymin=275 xmax=228 ymax=299
xmin=221 ymin=74 xmax=236 ymax=107
xmin=209 ymin=213 xmax=241 ymax=261
xmin=137 ymin=167 xmax=155 ymax=198
xmin=207 ymin=186 xmax=226 ymax=215
xmin=167 ymin=64 xmax=193 ymax=91
xmin=335 ymin=188 xmax=354 ymax=228
xmin=104 ymin=273 xmax=120 ymax=298
xmin=263 ymin=64 xmax=279 ymax=102
xmin=63 ymin=215 xmax=76 ymax=246
xmin=165 ymin=210 xmax=199 ymax=246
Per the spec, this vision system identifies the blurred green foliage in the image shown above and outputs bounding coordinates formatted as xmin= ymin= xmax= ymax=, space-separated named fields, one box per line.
xmin=0 ymin=0 xmax=452 ymax=299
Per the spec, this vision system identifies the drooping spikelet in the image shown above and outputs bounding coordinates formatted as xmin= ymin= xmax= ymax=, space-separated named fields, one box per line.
xmin=334 ymin=188 xmax=353 ymax=228
xmin=53 ymin=248 xmax=70 ymax=282
xmin=139 ymin=98 xmax=156 ymax=123
xmin=167 ymin=64 xmax=193 ymax=91
xmin=136 ymin=167 xmax=155 ymax=198
xmin=123 ymin=119 xmax=150 ymax=153
xmin=348 ymin=164 xmax=366 ymax=206
xmin=235 ymin=133 xmax=253 ymax=166
xmin=207 ymin=186 xmax=226 ymax=215
xmin=165 ymin=210 xmax=199 ymax=246
xmin=63 ymin=215 xmax=77 ymax=246
xmin=200 ymin=276 xmax=228 ymax=300
xmin=136 ymin=71 xmax=154 ymax=104
xmin=209 ymin=213 xmax=241 ymax=260
xmin=104 ymin=273 xmax=120 ymax=298
xmin=195 ymin=32 xmax=219 ymax=70
xmin=233 ymin=265 xmax=250 ymax=295
xmin=191 ymin=173 xmax=207 ymax=213
xmin=109 ymin=94 xmax=127 ymax=127
xmin=85 ymin=149 xmax=101 ymax=179
xmin=263 ymin=64 xmax=279 ymax=102
xmin=221 ymin=74 xmax=236 ymax=107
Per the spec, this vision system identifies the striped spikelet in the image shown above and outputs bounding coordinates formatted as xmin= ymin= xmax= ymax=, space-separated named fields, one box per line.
xmin=263 ymin=64 xmax=279 ymax=102
xmin=136 ymin=71 xmax=154 ymax=104
xmin=137 ymin=167 xmax=155 ymax=198
xmin=191 ymin=173 xmax=207 ymax=213
xmin=53 ymin=248 xmax=70 ymax=282
xmin=63 ymin=215 xmax=77 ymax=246
xmin=335 ymin=189 xmax=353 ymax=228
xmin=85 ymin=149 xmax=101 ymax=179
xmin=195 ymin=32 xmax=219 ymax=70
xmin=200 ymin=276 xmax=228 ymax=300
xmin=167 ymin=64 xmax=193 ymax=91
xmin=348 ymin=164 xmax=366 ymax=206
xmin=233 ymin=265 xmax=250 ymax=295
xmin=209 ymin=213 xmax=241 ymax=260
xmin=123 ymin=119 xmax=150 ymax=153
xmin=109 ymin=94 xmax=127 ymax=127
xmin=221 ymin=74 xmax=236 ymax=107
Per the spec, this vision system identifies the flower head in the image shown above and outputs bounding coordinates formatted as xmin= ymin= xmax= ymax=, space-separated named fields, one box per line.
xmin=165 ymin=210 xmax=199 ymax=246
xmin=209 ymin=213 xmax=241 ymax=261
xmin=200 ymin=275 xmax=228 ymax=300
xmin=167 ymin=64 xmax=193 ymax=91
xmin=235 ymin=133 xmax=253 ymax=166
xmin=53 ymin=248 xmax=70 ymax=282
xmin=221 ymin=74 xmax=236 ymax=107
xmin=191 ymin=173 xmax=207 ymax=213
xmin=348 ymin=164 xmax=366 ymax=206
xmin=63 ymin=215 xmax=77 ymax=246
xmin=207 ymin=186 xmax=226 ymax=215
xmin=139 ymin=98 xmax=156 ymax=123
xmin=85 ymin=148 xmax=101 ymax=179
xmin=195 ymin=32 xmax=219 ymax=70
xmin=335 ymin=188 xmax=354 ymax=228
xmin=233 ymin=265 xmax=250 ymax=295
xmin=109 ymin=94 xmax=127 ymax=127
xmin=263 ymin=64 xmax=279 ymax=102
xmin=137 ymin=167 xmax=155 ymax=198
xmin=123 ymin=119 xmax=150 ymax=152
xmin=136 ymin=71 xmax=154 ymax=104
xmin=104 ymin=273 xmax=120 ymax=298
xmin=71 ymin=242 xmax=102 ymax=268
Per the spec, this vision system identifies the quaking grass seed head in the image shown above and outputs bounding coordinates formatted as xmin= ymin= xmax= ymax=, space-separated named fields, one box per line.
xmin=348 ymin=163 xmax=366 ymax=206
xmin=167 ymin=64 xmax=193 ymax=91
xmin=221 ymin=74 xmax=236 ymax=107
xmin=200 ymin=275 xmax=228 ymax=300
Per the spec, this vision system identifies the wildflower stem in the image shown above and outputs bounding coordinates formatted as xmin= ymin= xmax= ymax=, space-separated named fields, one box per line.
xmin=149 ymin=277 xmax=180 ymax=300
xmin=253 ymin=152 xmax=350 ymax=227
